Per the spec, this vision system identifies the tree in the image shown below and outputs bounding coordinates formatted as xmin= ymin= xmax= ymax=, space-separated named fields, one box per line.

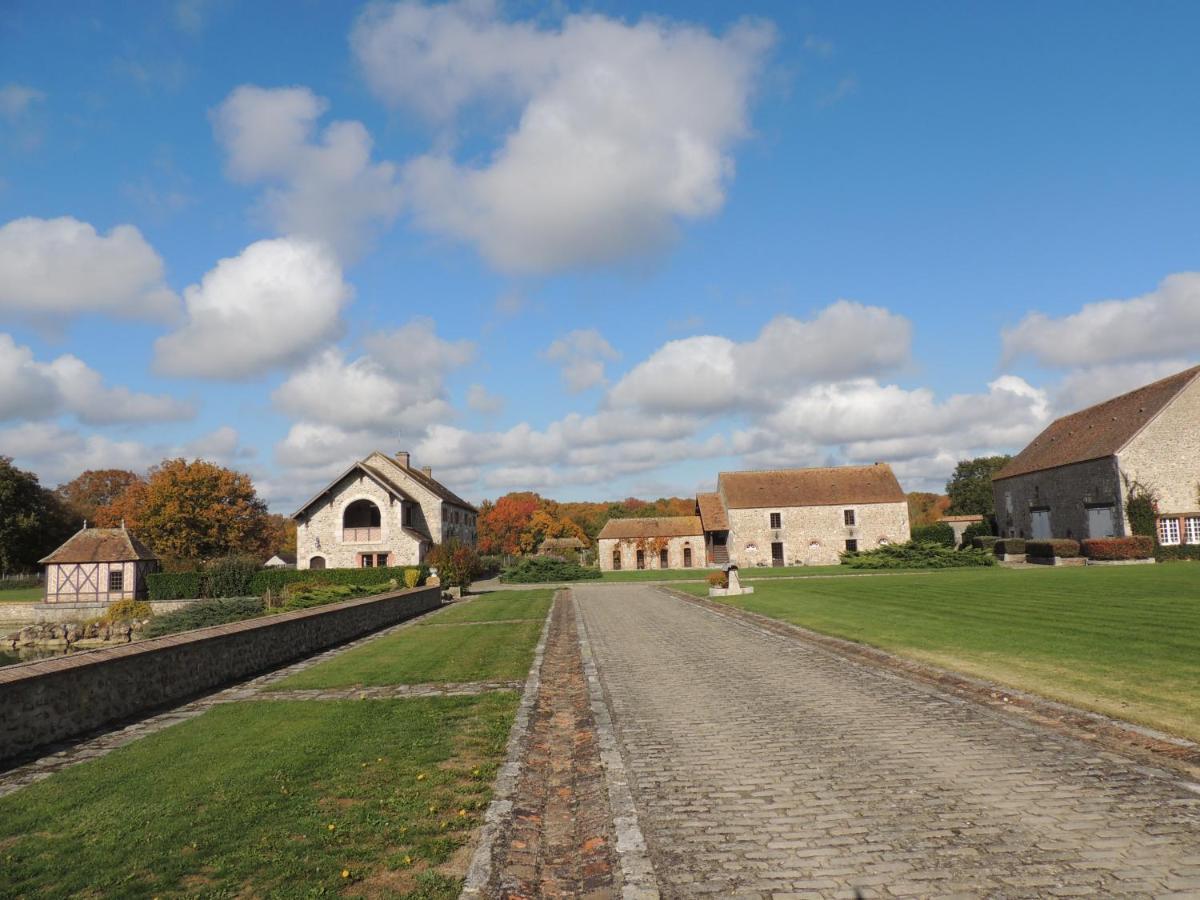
xmin=478 ymin=492 xmax=542 ymax=555
xmin=427 ymin=537 xmax=481 ymax=590
xmin=96 ymin=458 xmax=271 ymax=563
xmin=945 ymin=456 xmax=1011 ymax=517
xmin=262 ymin=513 xmax=298 ymax=557
xmin=0 ymin=457 xmax=76 ymax=574
xmin=56 ymin=469 xmax=142 ymax=524
xmin=906 ymin=492 xmax=950 ymax=527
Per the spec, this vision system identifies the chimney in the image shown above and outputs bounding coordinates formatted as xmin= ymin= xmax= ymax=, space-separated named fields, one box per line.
xmin=396 ymin=451 xmax=410 ymax=468
xmin=421 ymin=465 xmax=433 ymax=477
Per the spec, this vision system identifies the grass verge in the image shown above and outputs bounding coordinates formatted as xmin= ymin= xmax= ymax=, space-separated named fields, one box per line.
xmin=434 ymin=589 xmax=553 ymax=623
xmin=678 ymin=565 xmax=1200 ymax=741
xmin=0 ymin=694 xmax=517 ymax=899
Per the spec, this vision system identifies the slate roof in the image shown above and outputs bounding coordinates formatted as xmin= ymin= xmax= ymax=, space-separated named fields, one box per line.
xmin=994 ymin=365 xmax=1200 ymax=481
xmin=40 ymin=527 xmax=158 ymax=564
xmin=695 ymin=492 xmax=729 ymax=531
xmin=718 ymin=464 xmax=906 ymax=509
xmin=597 ymin=516 xmax=704 ymax=540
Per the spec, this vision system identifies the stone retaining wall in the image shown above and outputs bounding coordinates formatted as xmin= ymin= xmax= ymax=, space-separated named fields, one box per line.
xmin=0 ymin=600 xmax=196 ymax=627
xmin=0 ymin=586 xmax=441 ymax=765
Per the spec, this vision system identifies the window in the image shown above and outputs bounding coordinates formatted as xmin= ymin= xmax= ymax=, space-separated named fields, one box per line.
xmin=361 ymin=554 xmax=375 ymax=567
xmin=1159 ymin=517 xmax=1181 ymax=546
xmin=376 ymin=553 xmax=389 ymax=567
xmin=343 ymin=499 xmax=382 ymax=542
xmin=1186 ymin=516 xmax=1200 ymax=545
xmin=659 ymin=548 xmax=669 ymax=568
xmin=843 ymin=509 xmax=856 ymax=527
xmin=769 ymin=512 xmax=781 ymax=529
xmin=403 ymin=503 xmax=413 ymax=527
xmin=108 ymin=570 xmax=124 ymax=592
xmin=845 ymin=539 xmax=858 ymax=552
xmin=636 ymin=550 xmax=645 ymax=570
xmin=612 ymin=550 xmax=622 ymax=570
xmin=683 ymin=547 xmax=692 ymax=568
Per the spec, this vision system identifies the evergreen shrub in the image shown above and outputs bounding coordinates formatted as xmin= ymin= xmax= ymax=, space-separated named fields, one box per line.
xmin=500 ymin=557 xmax=602 ymax=583
xmin=842 ymin=542 xmax=996 ymax=569
xmin=1026 ymin=539 xmax=1080 ymax=559
xmin=909 ymin=523 xmax=956 ymax=547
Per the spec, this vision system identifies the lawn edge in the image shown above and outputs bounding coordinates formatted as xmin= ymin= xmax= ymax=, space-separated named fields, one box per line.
xmin=658 ymin=586 xmax=1200 ymax=785
xmin=459 ymin=589 xmax=555 ymax=896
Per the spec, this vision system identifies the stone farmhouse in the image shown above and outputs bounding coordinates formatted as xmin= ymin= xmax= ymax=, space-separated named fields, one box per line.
xmin=992 ymin=365 xmax=1200 ymax=544
xmin=39 ymin=525 xmax=159 ymax=603
xmin=293 ymin=451 xmax=477 ymax=571
xmin=597 ymin=463 xmax=911 ymax=571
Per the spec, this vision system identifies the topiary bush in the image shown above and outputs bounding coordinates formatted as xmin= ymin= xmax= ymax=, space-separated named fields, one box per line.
xmin=909 ymin=523 xmax=956 ymax=547
xmin=995 ymin=538 xmax=1026 ymax=556
xmin=500 ymin=557 xmax=602 ymax=583
xmin=961 ymin=521 xmax=993 ymax=547
xmin=142 ymin=597 xmax=265 ymax=638
xmin=1026 ymin=539 xmax=1080 ymax=559
xmin=842 ymin=542 xmax=996 ymax=569
xmin=1081 ymin=536 xmax=1155 ymax=561
xmin=972 ymin=535 xmax=1000 ymax=552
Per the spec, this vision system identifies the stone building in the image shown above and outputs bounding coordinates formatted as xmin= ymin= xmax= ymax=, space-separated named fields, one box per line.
xmin=597 ymin=517 xmax=704 ymax=572
xmin=39 ymin=525 xmax=159 ymax=603
xmin=293 ymin=450 xmax=477 ymax=571
xmin=992 ymin=365 xmax=1200 ymax=544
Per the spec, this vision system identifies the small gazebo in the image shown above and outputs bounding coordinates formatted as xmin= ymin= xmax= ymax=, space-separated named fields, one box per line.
xmin=39 ymin=525 xmax=159 ymax=604
xmin=537 ymin=537 xmax=587 ymax=560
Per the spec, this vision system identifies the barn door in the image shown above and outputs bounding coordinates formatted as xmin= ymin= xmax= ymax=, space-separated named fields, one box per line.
xmin=1087 ymin=505 xmax=1116 ymax=538
xmin=1031 ymin=509 xmax=1052 ymax=540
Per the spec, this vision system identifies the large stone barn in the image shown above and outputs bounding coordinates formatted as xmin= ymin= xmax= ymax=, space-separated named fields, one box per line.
xmin=992 ymin=365 xmax=1200 ymax=543
xmin=597 ymin=516 xmax=704 ymax=572
xmin=39 ymin=526 xmax=159 ymax=604
xmin=293 ymin=450 xmax=477 ymax=571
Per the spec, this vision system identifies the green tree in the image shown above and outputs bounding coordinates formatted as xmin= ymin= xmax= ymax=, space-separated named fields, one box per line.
xmin=945 ymin=456 xmax=1011 ymax=517
xmin=0 ymin=457 xmax=76 ymax=574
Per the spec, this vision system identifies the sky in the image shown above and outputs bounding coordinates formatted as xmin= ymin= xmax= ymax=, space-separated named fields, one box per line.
xmin=2 ymin=0 xmax=1199 ymax=512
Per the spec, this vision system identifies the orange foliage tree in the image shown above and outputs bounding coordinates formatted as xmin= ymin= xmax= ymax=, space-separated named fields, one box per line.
xmin=55 ymin=469 xmax=143 ymax=525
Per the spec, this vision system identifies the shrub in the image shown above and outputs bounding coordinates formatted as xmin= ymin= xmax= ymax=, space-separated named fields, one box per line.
xmin=972 ymin=535 xmax=1000 ymax=552
xmin=477 ymin=555 xmax=505 ymax=578
xmin=142 ymin=597 xmax=264 ymax=638
xmin=500 ymin=556 xmax=602 ymax=583
xmin=147 ymin=572 xmax=204 ymax=601
xmin=1156 ymin=544 xmax=1200 ymax=562
xmin=1125 ymin=482 xmax=1158 ymax=538
xmin=403 ymin=568 xmax=421 ymax=589
xmin=994 ymin=538 xmax=1026 ymax=556
xmin=280 ymin=582 xmax=391 ymax=612
xmin=427 ymin=538 xmax=481 ymax=590
xmin=910 ymin=523 xmax=955 ymax=547
xmin=842 ymin=542 xmax=996 ymax=569
xmin=1081 ymin=536 xmax=1155 ymax=561
xmin=204 ymin=555 xmax=260 ymax=598
xmin=100 ymin=599 xmax=153 ymax=623
xmin=246 ymin=566 xmax=427 ymax=596
xmin=1026 ymin=539 xmax=1080 ymax=559
xmin=707 ymin=571 xmax=728 ymax=588
xmin=961 ymin=521 xmax=993 ymax=547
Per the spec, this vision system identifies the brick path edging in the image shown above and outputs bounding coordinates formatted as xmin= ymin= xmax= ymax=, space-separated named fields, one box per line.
xmin=459 ymin=592 xmax=555 ymax=896
xmin=660 ymin=586 xmax=1200 ymax=785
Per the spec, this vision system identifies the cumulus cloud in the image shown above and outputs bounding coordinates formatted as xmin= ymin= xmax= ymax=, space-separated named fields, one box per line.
xmin=0 ymin=217 xmax=179 ymax=323
xmin=213 ymin=85 xmax=403 ymax=260
xmin=608 ymin=300 xmax=911 ymax=413
xmin=1003 ymin=272 xmax=1200 ymax=368
xmin=353 ymin=1 xmax=774 ymax=272
xmin=1050 ymin=359 xmax=1196 ymax=414
xmin=544 ymin=329 xmax=619 ymax=392
xmin=361 ymin=317 xmax=475 ymax=375
xmin=0 ymin=333 xmax=193 ymax=424
xmin=467 ymin=383 xmax=504 ymax=413
xmin=154 ymin=237 xmax=351 ymax=379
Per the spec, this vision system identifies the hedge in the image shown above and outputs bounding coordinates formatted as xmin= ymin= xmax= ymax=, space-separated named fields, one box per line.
xmin=147 ymin=572 xmax=204 ymax=601
xmin=1157 ymin=544 xmax=1200 ymax=562
xmin=147 ymin=565 xmax=429 ymax=601
xmin=842 ymin=542 xmax=996 ymax=569
xmin=500 ymin=557 xmax=602 ymax=583
xmin=972 ymin=535 xmax=1000 ymax=551
xmin=910 ymin=522 xmax=956 ymax=547
xmin=994 ymin=538 xmax=1025 ymax=555
xmin=1025 ymin=539 xmax=1080 ymax=559
xmin=1081 ymin=536 xmax=1155 ymax=561
xmin=960 ymin=521 xmax=993 ymax=547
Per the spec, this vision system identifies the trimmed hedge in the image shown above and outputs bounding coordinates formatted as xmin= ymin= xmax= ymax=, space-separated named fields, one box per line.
xmin=1157 ymin=544 xmax=1200 ymax=562
xmin=147 ymin=572 xmax=204 ymax=601
xmin=961 ymin=521 xmax=993 ymax=547
xmin=910 ymin=522 xmax=955 ymax=547
xmin=147 ymin=565 xmax=428 ymax=601
xmin=500 ymin=557 xmax=602 ymax=583
xmin=995 ymin=538 xmax=1025 ymax=555
xmin=1026 ymin=539 xmax=1080 ymax=559
xmin=972 ymin=535 xmax=1000 ymax=551
xmin=1081 ymin=536 xmax=1155 ymax=561
xmin=842 ymin=542 xmax=996 ymax=569
xmin=142 ymin=597 xmax=265 ymax=638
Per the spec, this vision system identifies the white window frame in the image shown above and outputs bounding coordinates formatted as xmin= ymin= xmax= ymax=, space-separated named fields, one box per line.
xmin=1185 ymin=516 xmax=1200 ymax=545
xmin=1159 ymin=517 xmax=1181 ymax=546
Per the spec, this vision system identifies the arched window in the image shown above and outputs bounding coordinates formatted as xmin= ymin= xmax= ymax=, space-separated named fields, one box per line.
xmin=309 ymin=556 xmax=326 ymax=570
xmin=343 ymin=499 xmax=381 ymax=542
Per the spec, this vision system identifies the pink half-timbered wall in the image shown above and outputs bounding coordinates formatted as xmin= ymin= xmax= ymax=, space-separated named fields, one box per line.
xmin=43 ymin=560 xmax=156 ymax=604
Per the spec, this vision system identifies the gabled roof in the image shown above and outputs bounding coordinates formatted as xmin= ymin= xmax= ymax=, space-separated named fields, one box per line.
xmin=718 ymin=463 xmax=905 ymax=509
xmin=367 ymin=452 xmax=477 ymax=512
xmin=291 ymin=461 xmax=414 ymax=518
xmin=995 ymin=365 xmax=1200 ymax=481
xmin=597 ymin=516 xmax=704 ymax=540
xmin=696 ymin=492 xmax=729 ymax=531
xmin=40 ymin=527 xmax=158 ymax=564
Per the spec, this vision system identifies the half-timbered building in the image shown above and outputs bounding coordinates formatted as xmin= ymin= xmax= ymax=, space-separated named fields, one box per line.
xmin=39 ymin=526 xmax=159 ymax=603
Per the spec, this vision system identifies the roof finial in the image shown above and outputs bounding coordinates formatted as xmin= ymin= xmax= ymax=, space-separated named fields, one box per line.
xmin=82 ymin=519 xmax=87 ymax=530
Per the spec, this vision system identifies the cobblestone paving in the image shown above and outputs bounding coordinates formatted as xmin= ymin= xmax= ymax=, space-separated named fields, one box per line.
xmin=575 ymin=584 xmax=1200 ymax=899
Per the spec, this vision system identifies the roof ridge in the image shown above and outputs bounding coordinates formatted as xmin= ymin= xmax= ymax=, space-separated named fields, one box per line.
xmin=1053 ymin=363 xmax=1200 ymax=422
xmin=719 ymin=462 xmax=890 ymax=477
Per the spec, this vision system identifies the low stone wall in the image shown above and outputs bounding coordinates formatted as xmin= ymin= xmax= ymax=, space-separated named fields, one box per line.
xmin=0 ymin=600 xmax=196 ymax=627
xmin=0 ymin=586 xmax=441 ymax=766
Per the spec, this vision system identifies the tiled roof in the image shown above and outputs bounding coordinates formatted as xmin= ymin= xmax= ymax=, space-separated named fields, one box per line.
xmin=995 ymin=365 xmax=1200 ymax=481
xmin=40 ymin=527 xmax=158 ymax=564
xmin=597 ymin=516 xmax=704 ymax=540
xmin=695 ymin=492 xmax=729 ymax=530
xmin=718 ymin=464 xmax=906 ymax=509
xmin=539 ymin=537 xmax=587 ymax=550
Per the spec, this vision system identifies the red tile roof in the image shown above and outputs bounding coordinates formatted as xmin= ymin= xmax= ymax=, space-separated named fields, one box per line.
xmin=695 ymin=492 xmax=729 ymax=530
xmin=718 ymin=464 xmax=905 ymax=509
xmin=39 ymin=527 xmax=157 ymax=564
xmin=995 ymin=365 xmax=1200 ymax=481
xmin=597 ymin=516 xmax=704 ymax=540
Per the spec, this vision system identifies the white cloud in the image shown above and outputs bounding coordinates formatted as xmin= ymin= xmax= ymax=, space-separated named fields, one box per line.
xmin=0 ymin=84 xmax=44 ymax=120
xmin=1003 ymin=272 xmax=1200 ymax=368
xmin=354 ymin=2 xmax=774 ymax=272
xmin=0 ymin=217 xmax=179 ymax=323
xmin=544 ymin=329 xmax=619 ymax=392
xmin=1050 ymin=359 xmax=1196 ymax=414
xmin=467 ymin=383 xmax=504 ymax=413
xmin=361 ymin=317 xmax=475 ymax=375
xmin=0 ymin=333 xmax=193 ymax=424
xmin=154 ymin=237 xmax=351 ymax=379
xmin=213 ymin=85 xmax=403 ymax=260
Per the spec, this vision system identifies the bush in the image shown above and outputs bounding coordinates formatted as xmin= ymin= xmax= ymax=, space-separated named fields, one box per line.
xmin=910 ymin=523 xmax=955 ymax=547
xmin=1156 ymin=544 xmax=1200 ymax=562
xmin=707 ymin=571 xmax=728 ymax=588
xmin=994 ymin=538 xmax=1026 ymax=556
xmin=842 ymin=542 xmax=996 ymax=569
xmin=427 ymin=538 xmax=481 ymax=590
xmin=477 ymin=555 xmax=505 ymax=578
xmin=142 ymin=597 xmax=264 ymax=638
xmin=280 ymin=581 xmax=391 ymax=612
xmin=247 ymin=565 xmax=426 ymax=596
xmin=1081 ymin=536 xmax=1155 ymax=561
xmin=147 ymin=572 xmax=204 ymax=601
xmin=972 ymin=535 xmax=1000 ymax=552
xmin=961 ymin=521 xmax=993 ymax=547
xmin=204 ymin=556 xmax=260 ymax=598
xmin=403 ymin=568 xmax=421 ymax=588
xmin=1026 ymin=539 xmax=1080 ymax=559
xmin=500 ymin=556 xmax=603 ymax=583
xmin=99 ymin=599 xmax=153 ymax=623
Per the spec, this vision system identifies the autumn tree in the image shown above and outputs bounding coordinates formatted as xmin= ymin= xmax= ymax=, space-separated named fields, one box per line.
xmin=906 ymin=492 xmax=950 ymax=527
xmin=56 ymin=469 xmax=143 ymax=524
xmin=477 ymin=492 xmax=542 ymax=555
xmin=262 ymin=513 xmax=298 ymax=557
xmin=0 ymin=457 xmax=76 ymax=574
xmin=945 ymin=456 xmax=1012 ymax=517
xmin=427 ymin=537 xmax=481 ymax=591
xmin=97 ymin=458 xmax=271 ymax=563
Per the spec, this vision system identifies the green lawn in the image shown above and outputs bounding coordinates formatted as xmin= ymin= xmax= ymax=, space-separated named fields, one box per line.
xmin=678 ymin=565 xmax=1200 ymax=741
xmin=0 ymin=587 xmax=43 ymax=602
xmin=0 ymin=694 xmax=516 ymax=899
xmin=435 ymin=589 xmax=553 ymax=623
xmin=600 ymin=564 xmax=936 ymax=583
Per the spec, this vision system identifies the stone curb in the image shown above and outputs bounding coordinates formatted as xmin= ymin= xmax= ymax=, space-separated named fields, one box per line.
xmin=573 ymin=590 xmax=661 ymax=900
xmin=659 ymin=585 xmax=1200 ymax=787
xmin=459 ymin=592 xmax=555 ymax=897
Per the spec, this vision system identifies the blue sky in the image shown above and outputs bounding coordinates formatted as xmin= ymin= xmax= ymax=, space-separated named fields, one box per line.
xmin=2 ymin=0 xmax=1199 ymax=511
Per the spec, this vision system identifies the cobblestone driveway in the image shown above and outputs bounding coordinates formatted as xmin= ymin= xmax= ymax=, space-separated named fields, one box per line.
xmin=575 ymin=584 xmax=1200 ymax=898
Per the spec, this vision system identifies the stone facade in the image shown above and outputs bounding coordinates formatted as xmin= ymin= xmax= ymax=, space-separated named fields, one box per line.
xmin=994 ymin=457 xmax=1124 ymax=541
xmin=725 ymin=501 xmax=911 ymax=567
xmin=599 ymin=533 xmax=704 ymax=572
xmin=1118 ymin=375 xmax=1200 ymax=521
